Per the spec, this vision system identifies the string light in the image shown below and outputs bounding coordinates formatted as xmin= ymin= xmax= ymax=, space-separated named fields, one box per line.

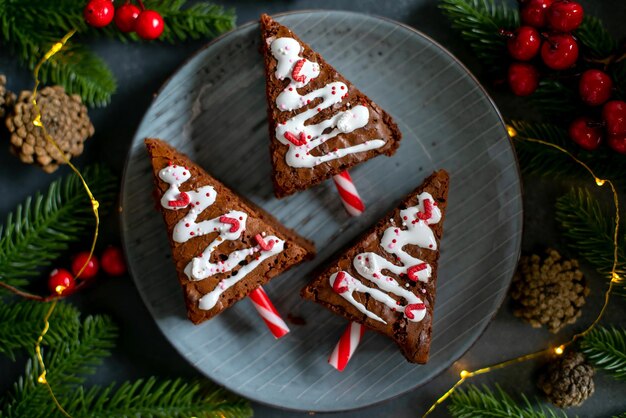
xmin=423 ymin=125 xmax=621 ymax=417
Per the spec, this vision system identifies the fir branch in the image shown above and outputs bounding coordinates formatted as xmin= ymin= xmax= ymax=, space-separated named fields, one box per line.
xmin=448 ymin=384 xmax=566 ymax=418
xmin=575 ymin=15 xmax=618 ymax=60
xmin=555 ymin=187 xmax=626 ymax=296
xmin=510 ymin=119 xmax=626 ymax=180
xmin=0 ymin=315 xmax=117 ymax=417
xmin=439 ymin=0 xmax=519 ymax=68
xmin=580 ymin=326 xmax=626 ymax=381
xmin=0 ymin=300 xmax=80 ymax=361
xmin=62 ymin=378 xmax=253 ymax=418
xmin=529 ymin=79 xmax=578 ymax=117
xmin=0 ymin=165 xmax=117 ymax=292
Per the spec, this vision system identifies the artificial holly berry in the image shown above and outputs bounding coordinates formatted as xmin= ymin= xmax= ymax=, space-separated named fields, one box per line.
xmin=71 ymin=252 xmax=99 ymax=280
xmin=520 ymin=0 xmax=554 ymax=27
xmin=506 ymin=26 xmax=541 ymax=61
xmin=568 ymin=117 xmax=603 ymax=151
xmin=607 ymin=134 xmax=626 ymax=154
xmin=547 ymin=0 xmax=584 ymax=32
xmin=48 ymin=268 xmax=76 ymax=296
xmin=135 ymin=10 xmax=164 ymax=40
xmin=579 ymin=70 xmax=613 ymax=107
xmin=540 ymin=33 xmax=578 ymax=70
xmin=114 ymin=3 xmax=141 ymax=33
xmin=508 ymin=62 xmax=539 ymax=96
xmin=602 ymin=100 xmax=626 ymax=135
xmin=101 ymin=246 xmax=127 ymax=276
xmin=83 ymin=0 xmax=115 ymax=28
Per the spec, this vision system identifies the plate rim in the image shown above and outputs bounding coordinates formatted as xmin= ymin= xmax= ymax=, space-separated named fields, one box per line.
xmin=119 ymin=9 xmax=524 ymax=413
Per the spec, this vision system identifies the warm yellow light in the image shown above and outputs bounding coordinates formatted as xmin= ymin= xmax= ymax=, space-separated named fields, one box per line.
xmin=612 ymin=273 xmax=622 ymax=283
xmin=595 ymin=178 xmax=606 ymax=186
xmin=55 ymin=285 xmax=66 ymax=295
xmin=506 ymin=125 xmax=517 ymax=138
xmin=460 ymin=370 xmax=470 ymax=378
xmin=37 ymin=372 xmax=47 ymax=384
xmin=554 ymin=345 xmax=565 ymax=355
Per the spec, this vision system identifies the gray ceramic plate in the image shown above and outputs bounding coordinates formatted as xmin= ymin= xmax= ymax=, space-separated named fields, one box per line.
xmin=121 ymin=11 xmax=522 ymax=412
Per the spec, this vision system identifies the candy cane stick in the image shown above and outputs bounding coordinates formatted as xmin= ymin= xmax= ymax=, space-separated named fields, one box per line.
xmin=333 ymin=171 xmax=365 ymax=217
xmin=249 ymin=287 xmax=290 ymax=339
xmin=329 ymin=321 xmax=366 ymax=371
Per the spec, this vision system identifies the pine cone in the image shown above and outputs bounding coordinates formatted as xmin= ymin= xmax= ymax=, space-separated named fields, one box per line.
xmin=511 ymin=249 xmax=588 ymax=333
xmin=0 ymin=75 xmax=16 ymax=119
xmin=5 ymin=85 xmax=94 ymax=173
xmin=537 ymin=351 xmax=595 ymax=408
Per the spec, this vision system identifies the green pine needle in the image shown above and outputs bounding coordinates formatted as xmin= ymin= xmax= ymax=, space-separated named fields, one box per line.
xmin=529 ymin=79 xmax=578 ymax=117
xmin=580 ymin=326 xmax=626 ymax=381
xmin=555 ymin=187 xmax=626 ymax=297
xmin=575 ymin=15 xmax=618 ymax=59
xmin=439 ymin=0 xmax=519 ymax=68
xmin=61 ymin=378 xmax=253 ymax=418
xmin=0 ymin=165 xmax=117 ymax=291
xmin=0 ymin=301 xmax=80 ymax=361
xmin=448 ymin=384 xmax=566 ymax=418
xmin=0 ymin=314 xmax=118 ymax=417
xmin=509 ymin=119 xmax=626 ymax=180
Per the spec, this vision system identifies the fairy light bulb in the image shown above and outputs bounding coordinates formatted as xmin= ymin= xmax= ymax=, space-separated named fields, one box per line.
xmin=595 ymin=178 xmax=606 ymax=186
xmin=554 ymin=345 xmax=565 ymax=355
xmin=460 ymin=370 xmax=470 ymax=378
xmin=506 ymin=125 xmax=518 ymax=138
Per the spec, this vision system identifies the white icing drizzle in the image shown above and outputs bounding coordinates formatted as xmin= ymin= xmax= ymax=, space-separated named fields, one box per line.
xmin=270 ymin=37 xmax=385 ymax=168
xmin=329 ymin=192 xmax=441 ymax=324
xmin=158 ymin=164 xmax=284 ymax=311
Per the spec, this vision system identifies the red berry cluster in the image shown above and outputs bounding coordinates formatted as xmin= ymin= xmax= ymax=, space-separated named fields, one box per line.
xmin=504 ymin=1 xmax=626 ymax=154
xmin=83 ymin=0 xmax=164 ymax=40
xmin=48 ymin=246 xmax=127 ymax=296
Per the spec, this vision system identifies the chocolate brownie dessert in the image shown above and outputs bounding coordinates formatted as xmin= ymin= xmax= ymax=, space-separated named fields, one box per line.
xmin=302 ymin=170 xmax=449 ymax=363
xmin=260 ymin=14 xmax=402 ymax=198
xmin=146 ymin=139 xmax=315 ymax=324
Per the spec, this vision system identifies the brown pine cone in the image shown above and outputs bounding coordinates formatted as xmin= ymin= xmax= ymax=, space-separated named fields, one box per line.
xmin=0 ymin=75 xmax=16 ymax=119
xmin=537 ymin=351 xmax=595 ymax=408
xmin=5 ymin=85 xmax=94 ymax=173
xmin=511 ymin=249 xmax=588 ymax=333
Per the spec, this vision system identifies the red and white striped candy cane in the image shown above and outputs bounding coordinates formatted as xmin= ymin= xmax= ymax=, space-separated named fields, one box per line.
xmin=328 ymin=321 xmax=366 ymax=371
xmin=248 ymin=287 xmax=290 ymax=339
xmin=333 ymin=171 xmax=365 ymax=217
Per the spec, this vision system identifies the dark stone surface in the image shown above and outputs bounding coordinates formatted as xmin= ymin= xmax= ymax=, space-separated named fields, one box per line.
xmin=1 ymin=1 xmax=625 ymax=416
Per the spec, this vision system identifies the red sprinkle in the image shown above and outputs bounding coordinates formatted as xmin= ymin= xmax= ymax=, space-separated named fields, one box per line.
xmin=405 ymin=303 xmax=426 ymax=320
xmin=284 ymin=131 xmax=307 ymax=146
xmin=291 ymin=59 xmax=307 ymax=83
xmin=407 ymin=263 xmax=428 ymax=282
xmin=255 ymin=234 xmax=275 ymax=251
xmin=167 ymin=191 xmax=190 ymax=208
xmin=219 ymin=215 xmax=240 ymax=233
xmin=332 ymin=271 xmax=349 ymax=294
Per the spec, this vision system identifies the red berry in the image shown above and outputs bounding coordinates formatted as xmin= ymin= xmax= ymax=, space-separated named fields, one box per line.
xmin=579 ymin=69 xmax=613 ymax=107
xmin=607 ymin=133 xmax=626 ymax=154
xmin=540 ymin=33 xmax=578 ymax=70
xmin=83 ymin=0 xmax=115 ymax=28
xmin=568 ymin=117 xmax=603 ymax=151
xmin=508 ymin=63 xmax=539 ymax=96
xmin=135 ymin=10 xmax=164 ymax=40
xmin=602 ymin=100 xmax=626 ymax=135
xmin=114 ymin=3 xmax=141 ymax=33
xmin=71 ymin=252 xmax=99 ymax=280
xmin=101 ymin=246 xmax=127 ymax=276
xmin=520 ymin=0 xmax=554 ymax=27
xmin=48 ymin=269 xmax=76 ymax=296
xmin=547 ymin=0 xmax=584 ymax=32
xmin=506 ymin=26 xmax=541 ymax=61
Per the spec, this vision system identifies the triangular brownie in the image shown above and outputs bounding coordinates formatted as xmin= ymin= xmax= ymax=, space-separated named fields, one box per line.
xmin=146 ymin=139 xmax=315 ymax=324
xmin=260 ymin=14 xmax=402 ymax=198
xmin=302 ymin=170 xmax=449 ymax=363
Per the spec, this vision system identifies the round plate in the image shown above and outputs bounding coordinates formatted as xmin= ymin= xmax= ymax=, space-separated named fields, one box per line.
xmin=121 ymin=11 xmax=522 ymax=412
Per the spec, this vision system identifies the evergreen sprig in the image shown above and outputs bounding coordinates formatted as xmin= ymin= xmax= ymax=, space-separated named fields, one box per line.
xmin=0 ymin=0 xmax=236 ymax=106
xmin=0 ymin=301 xmax=80 ymax=361
xmin=581 ymin=326 xmax=626 ymax=381
xmin=0 ymin=165 xmax=117 ymax=292
xmin=575 ymin=15 xmax=619 ymax=59
xmin=439 ymin=0 xmax=518 ymax=68
xmin=529 ymin=79 xmax=578 ymax=117
xmin=509 ymin=120 xmax=626 ymax=180
xmin=448 ymin=384 xmax=566 ymax=418
xmin=555 ymin=187 xmax=626 ymax=297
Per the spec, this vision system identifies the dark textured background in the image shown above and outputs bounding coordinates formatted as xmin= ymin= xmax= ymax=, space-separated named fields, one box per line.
xmin=1 ymin=1 xmax=625 ymax=416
